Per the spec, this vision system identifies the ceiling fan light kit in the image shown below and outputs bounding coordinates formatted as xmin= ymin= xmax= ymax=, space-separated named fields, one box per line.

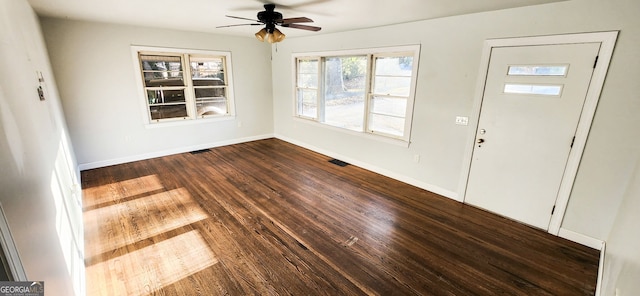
xmin=218 ymin=3 xmax=321 ymax=43
xmin=255 ymin=26 xmax=286 ymax=43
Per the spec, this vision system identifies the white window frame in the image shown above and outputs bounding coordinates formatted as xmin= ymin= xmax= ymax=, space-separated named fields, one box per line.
xmin=293 ymin=45 xmax=420 ymax=143
xmin=131 ymin=46 xmax=236 ymax=126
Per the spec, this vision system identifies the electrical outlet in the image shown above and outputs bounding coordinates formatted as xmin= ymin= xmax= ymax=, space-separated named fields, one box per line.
xmin=413 ymin=154 xmax=421 ymax=163
xmin=455 ymin=116 xmax=469 ymax=126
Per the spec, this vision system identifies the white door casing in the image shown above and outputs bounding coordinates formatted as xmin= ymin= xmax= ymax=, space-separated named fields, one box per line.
xmin=459 ymin=32 xmax=618 ymax=235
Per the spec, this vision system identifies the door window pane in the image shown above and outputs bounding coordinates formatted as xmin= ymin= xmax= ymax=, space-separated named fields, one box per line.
xmin=504 ymin=84 xmax=563 ymax=96
xmin=507 ymin=65 xmax=568 ymax=76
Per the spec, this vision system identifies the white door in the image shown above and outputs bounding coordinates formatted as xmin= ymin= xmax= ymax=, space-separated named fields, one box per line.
xmin=464 ymin=42 xmax=601 ymax=230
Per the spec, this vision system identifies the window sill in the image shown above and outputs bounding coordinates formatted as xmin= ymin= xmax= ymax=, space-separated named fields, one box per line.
xmin=145 ymin=115 xmax=235 ymax=129
xmin=293 ymin=117 xmax=411 ymax=148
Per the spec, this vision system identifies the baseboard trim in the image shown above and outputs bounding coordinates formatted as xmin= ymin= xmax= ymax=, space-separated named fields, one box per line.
xmin=558 ymin=228 xmax=604 ymax=250
xmin=78 ymin=134 xmax=274 ymax=170
xmin=275 ymin=134 xmax=459 ymax=201
xmin=595 ymin=241 xmax=606 ymax=296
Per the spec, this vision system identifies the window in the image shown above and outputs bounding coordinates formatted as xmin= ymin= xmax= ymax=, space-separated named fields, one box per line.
xmin=133 ymin=47 xmax=234 ymax=123
xmin=296 ymin=58 xmax=319 ymax=118
xmin=503 ymin=83 xmax=564 ymax=96
xmin=507 ymin=65 xmax=568 ymax=76
xmin=294 ymin=46 xmax=420 ymax=141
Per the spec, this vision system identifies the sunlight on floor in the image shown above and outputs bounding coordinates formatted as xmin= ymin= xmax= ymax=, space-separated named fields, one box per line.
xmin=84 ymin=187 xmax=209 ymax=258
xmin=83 ymin=175 xmax=165 ymax=209
xmin=85 ymin=230 xmax=218 ymax=296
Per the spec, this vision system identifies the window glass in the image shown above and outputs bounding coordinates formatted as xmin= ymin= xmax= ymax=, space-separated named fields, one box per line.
xmin=297 ymin=89 xmax=317 ymax=118
xmin=369 ymin=113 xmax=405 ymax=137
xmin=507 ymin=65 xmax=568 ymax=76
xmin=149 ymin=105 xmax=188 ymax=120
xmin=296 ymin=58 xmax=319 ymax=119
xmin=368 ymin=55 xmax=413 ymax=136
xmin=141 ymin=55 xmax=184 ymax=87
xmin=136 ymin=49 xmax=234 ymax=123
xmin=322 ymin=56 xmax=367 ymax=131
xmin=293 ymin=46 xmax=419 ymax=141
xmin=297 ymin=59 xmax=319 ymax=88
xmin=147 ymin=89 xmax=186 ymax=105
xmin=371 ymin=96 xmax=407 ymax=117
xmin=504 ymin=84 xmax=563 ymax=96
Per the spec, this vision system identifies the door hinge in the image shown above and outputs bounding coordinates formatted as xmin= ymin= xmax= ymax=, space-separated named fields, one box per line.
xmin=593 ymin=56 xmax=599 ymax=69
xmin=551 ymin=205 xmax=556 ymax=215
xmin=570 ymin=136 xmax=575 ymax=148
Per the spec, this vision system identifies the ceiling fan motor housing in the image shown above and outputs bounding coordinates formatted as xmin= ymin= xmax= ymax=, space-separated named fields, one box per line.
xmin=257 ymin=4 xmax=282 ymax=28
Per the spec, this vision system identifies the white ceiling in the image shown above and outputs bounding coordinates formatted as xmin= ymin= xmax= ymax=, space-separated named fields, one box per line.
xmin=27 ymin=0 xmax=566 ymax=38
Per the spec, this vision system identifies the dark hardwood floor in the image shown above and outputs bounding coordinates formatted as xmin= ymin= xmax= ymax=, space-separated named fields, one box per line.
xmin=81 ymin=138 xmax=599 ymax=295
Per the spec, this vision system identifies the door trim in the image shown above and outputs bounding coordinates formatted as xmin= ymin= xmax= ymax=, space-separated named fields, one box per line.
xmin=458 ymin=31 xmax=618 ymax=235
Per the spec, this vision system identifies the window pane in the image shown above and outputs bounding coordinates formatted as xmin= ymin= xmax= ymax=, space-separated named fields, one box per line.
xmin=149 ymin=105 xmax=188 ymax=120
xmin=375 ymin=56 xmax=413 ymax=76
xmin=191 ymin=58 xmax=225 ymax=80
xmin=297 ymin=89 xmax=317 ymax=118
xmin=197 ymin=99 xmax=227 ymax=116
xmin=147 ymin=89 xmax=185 ymax=104
xmin=369 ymin=113 xmax=405 ymax=137
xmin=371 ymin=96 xmax=407 ymax=117
xmin=504 ymin=84 xmax=563 ymax=96
xmin=298 ymin=74 xmax=318 ymax=88
xmin=193 ymin=78 xmax=225 ymax=86
xmin=323 ymin=56 xmax=367 ymax=132
xmin=298 ymin=59 xmax=318 ymax=88
xmin=507 ymin=65 xmax=568 ymax=76
xmin=141 ymin=55 xmax=184 ymax=87
xmin=373 ymin=76 xmax=412 ymax=96
xmin=298 ymin=59 xmax=318 ymax=73
xmin=144 ymin=73 xmax=184 ymax=87
xmin=194 ymin=87 xmax=225 ymax=99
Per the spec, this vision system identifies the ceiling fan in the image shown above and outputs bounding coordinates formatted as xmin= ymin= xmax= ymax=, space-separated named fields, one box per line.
xmin=217 ymin=3 xmax=322 ymax=43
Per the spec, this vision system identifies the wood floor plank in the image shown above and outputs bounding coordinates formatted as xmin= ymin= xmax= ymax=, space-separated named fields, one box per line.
xmin=82 ymin=138 xmax=599 ymax=295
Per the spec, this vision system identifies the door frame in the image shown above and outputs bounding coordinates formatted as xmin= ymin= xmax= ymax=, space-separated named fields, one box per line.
xmin=458 ymin=31 xmax=618 ymax=235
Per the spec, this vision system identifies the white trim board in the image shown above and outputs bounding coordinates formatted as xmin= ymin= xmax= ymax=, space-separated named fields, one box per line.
xmin=78 ymin=134 xmax=273 ymax=170
xmin=275 ymin=134 xmax=459 ymax=200
xmin=595 ymin=242 xmax=606 ymax=296
xmin=558 ymin=228 xmax=605 ymax=250
xmin=457 ymin=31 xmax=619 ymax=236
xmin=0 ymin=204 xmax=27 ymax=281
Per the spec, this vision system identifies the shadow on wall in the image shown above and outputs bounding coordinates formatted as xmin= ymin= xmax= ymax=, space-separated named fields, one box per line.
xmin=0 ymin=86 xmax=25 ymax=175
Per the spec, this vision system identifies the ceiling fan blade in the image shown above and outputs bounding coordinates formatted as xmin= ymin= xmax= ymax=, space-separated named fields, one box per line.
xmin=282 ymin=24 xmax=322 ymax=31
xmin=216 ymin=23 xmax=262 ymax=28
xmin=279 ymin=17 xmax=314 ymax=24
xmin=225 ymin=15 xmax=261 ymax=22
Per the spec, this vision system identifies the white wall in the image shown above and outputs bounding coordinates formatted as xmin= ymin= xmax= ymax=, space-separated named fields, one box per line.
xmin=602 ymin=157 xmax=640 ymax=295
xmin=40 ymin=18 xmax=274 ymax=169
xmin=33 ymin=0 xmax=639 ymax=294
xmin=272 ymin=0 xmax=640 ymax=293
xmin=271 ymin=0 xmax=640 ymax=243
xmin=0 ymin=0 xmax=84 ymax=295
